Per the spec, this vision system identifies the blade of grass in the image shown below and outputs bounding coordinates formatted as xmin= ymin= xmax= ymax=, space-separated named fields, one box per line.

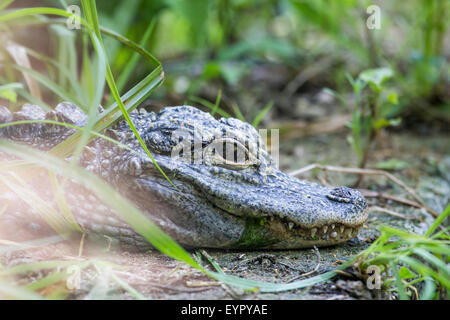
xmin=189 ymin=95 xmax=231 ymax=118
xmin=0 ymin=260 xmax=86 ymax=276
xmin=231 ymin=102 xmax=246 ymax=122
xmin=0 ymin=5 xmax=171 ymax=189
xmin=2 ymin=172 xmax=76 ymax=238
xmin=211 ymin=89 xmax=222 ymax=116
xmin=114 ymin=19 xmax=156 ymax=96
xmin=0 ymin=281 xmax=44 ymax=300
xmin=13 ymin=65 xmax=83 ymax=107
xmin=72 ymin=0 xmax=171 ymax=188
xmin=252 ymin=100 xmax=273 ymax=128
xmin=0 ymin=0 xmax=14 ymax=11
xmin=425 ymin=204 xmax=449 ymax=237
xmin=391 ymin=261 xmax=409 ymax=300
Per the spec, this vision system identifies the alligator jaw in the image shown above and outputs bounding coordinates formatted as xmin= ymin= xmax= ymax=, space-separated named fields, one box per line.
xmin=220 ymin=208 xmax=367 ymax=249
xmin=261 ymin=216 xmax=366 ymax=248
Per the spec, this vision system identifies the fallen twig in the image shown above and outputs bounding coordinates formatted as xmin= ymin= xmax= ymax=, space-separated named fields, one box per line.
xmin=269 ymin=114 xmax=351 ymax=139
xmin=186 ymin=280 xmax=222 ymax=287
xmin=369 ymin=206 xmax=419 ymax=221
xmin=360 ymin=189 xmax=422 ymax=209
xmin=287 ymin=246 xmax=321 ymax=282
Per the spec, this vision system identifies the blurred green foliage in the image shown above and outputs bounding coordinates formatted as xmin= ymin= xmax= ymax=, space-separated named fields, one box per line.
xmin=2 ymin=0 xmax=449 ymax=122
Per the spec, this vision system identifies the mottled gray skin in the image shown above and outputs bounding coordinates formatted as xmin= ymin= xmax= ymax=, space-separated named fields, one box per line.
xmin=0 ymin=103 xmax=368 ymax=250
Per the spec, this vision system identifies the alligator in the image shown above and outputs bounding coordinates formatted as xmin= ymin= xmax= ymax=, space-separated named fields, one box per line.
xmin=0 ymin=102 xmax=368 ymax=250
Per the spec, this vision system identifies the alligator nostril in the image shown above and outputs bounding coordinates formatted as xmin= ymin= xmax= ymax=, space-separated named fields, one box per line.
xmin=326 ymin=186 xmax=355 ymax=203
xmin=327 ymin=186 xmax=368 ymax=208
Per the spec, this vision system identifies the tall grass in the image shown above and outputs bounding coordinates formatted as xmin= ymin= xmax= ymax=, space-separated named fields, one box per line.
xmin=356 ymin=205 xmax=450 ymax=300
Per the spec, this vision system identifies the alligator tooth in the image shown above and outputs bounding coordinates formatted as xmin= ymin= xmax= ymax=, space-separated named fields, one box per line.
xmin=311 ymin=228 xmax=317 ymax=237
xmin=288 ymin=222 xmax=294 ymax=230
xmin=331 ymin=224 xmax=335 ymax=229
xmin=345 ymin=228 xmax=353 ymax=237
xmin=83 ymin=146 xmax=96 ymax=160
xmin=103 ymin=150 xmax=113 ymax=159
xmin=322 ymin=226 xmax=328 ymax=233
xmin=128 ymin=158 xmax=142 ymax=175
xmin=340 ymin=226 xmax=345 ymax=233
xmin=322 ymin=234 xmax=329 ymax=240
xmin=101 ymin=159 xmax=110 ymax=168
xmin=270 ymin=216 xmax=274 ymax=221
xmin=330 ymin=231 xmax=337 ymax=238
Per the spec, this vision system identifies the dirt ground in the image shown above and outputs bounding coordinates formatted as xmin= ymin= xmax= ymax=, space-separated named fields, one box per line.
xmin=1 ymin=130 xmax=448 ymax=300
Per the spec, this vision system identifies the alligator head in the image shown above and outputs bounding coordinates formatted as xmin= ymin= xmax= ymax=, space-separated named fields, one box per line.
xmin=93 ymin=105 xmax=368 ymax=249
xmin=0 ymin=103 xmax=368 ymax=249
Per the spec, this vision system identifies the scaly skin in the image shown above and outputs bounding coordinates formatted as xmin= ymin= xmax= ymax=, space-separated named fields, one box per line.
xmin=0 ymin=103 xmax=368 ymax=250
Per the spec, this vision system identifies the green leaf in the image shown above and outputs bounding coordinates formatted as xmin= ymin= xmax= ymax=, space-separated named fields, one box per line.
xmin=398 ymin=266 xmax=417 ymax=279
xmin=375 ymin=159 xmax=409 ymax=170
xmin=391 ymin=262 xmax=409 ymax=300
xmin=202 ymin=62 xmax=222 ymax=79
xmin=373 ymin=118 xmax=391 ymax=130
xmin=373 ymin=117 xmax=401 ymax=130
xmin=420 ymin=277 xmax=437 ymax=300
xmin=0 ymin=89 xmax=17 ymax=102
xmin=426 ymin=205 xmax=450 ymax=237
xmin=231 ymin=103 xmax=246 ymax=122
xmin=359 ymin=67 xmax=393 ymax=91
xmin=0 ymin=0 xmax=14 ymax=11
xmin=0 ymin=83 xmax=23 ymax=103
xmin=387 ymin=92 xmax=399 ymax=104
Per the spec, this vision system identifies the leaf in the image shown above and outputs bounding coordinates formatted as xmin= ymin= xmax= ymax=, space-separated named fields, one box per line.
xmin=375 ymin=159 xmax=409 ymax=170
xmin=387 ymin=92 xmax=398 ymax=104
xmin=359 ymin=67 xmax=393 ymax=91
xmin=0 ymin=89 xmax=17 ymax=102
xmin=202 ymin=62 xmax=222 ymax=79
xmin=373 ymin=117 xmax=401 ymax=130
xmin=219 ymin=62 xmax=247 ymax=86
xmin=399 ymin=266 xmax=417 ymax=279
xmin=426 ymin=205 xmax=450 ymax=237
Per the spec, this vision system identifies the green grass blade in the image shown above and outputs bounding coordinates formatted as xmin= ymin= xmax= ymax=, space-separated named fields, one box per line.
xmin=114 ymin=19 xmax=156 ymax=95
xmin=13 ymin=65 xmax=83 ymax=107
xmin=211 ymin=89 xmax=222 ymax=116
xmin=391 ymin=261 xmax=409 ymax=300
xmin=189 ymin=95 xmax=231 ymax=118
xmin=0 ymin=281 xmax=44 ymax=300
xmin=231 ymin=102 xmax=246 ymax=122
xmin=252 ymin=100 xmax=273 ymax=128
xmin=425 ymin=204 xmax=450 ymax=237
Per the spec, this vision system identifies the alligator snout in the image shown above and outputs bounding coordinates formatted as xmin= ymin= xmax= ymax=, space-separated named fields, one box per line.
xmin=327 ymin=186 xmax=367 ymax=208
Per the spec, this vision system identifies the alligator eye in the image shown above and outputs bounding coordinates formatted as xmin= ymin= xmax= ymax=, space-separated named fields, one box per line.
xmin=203 ymin=138 xmax=260 ymax=169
